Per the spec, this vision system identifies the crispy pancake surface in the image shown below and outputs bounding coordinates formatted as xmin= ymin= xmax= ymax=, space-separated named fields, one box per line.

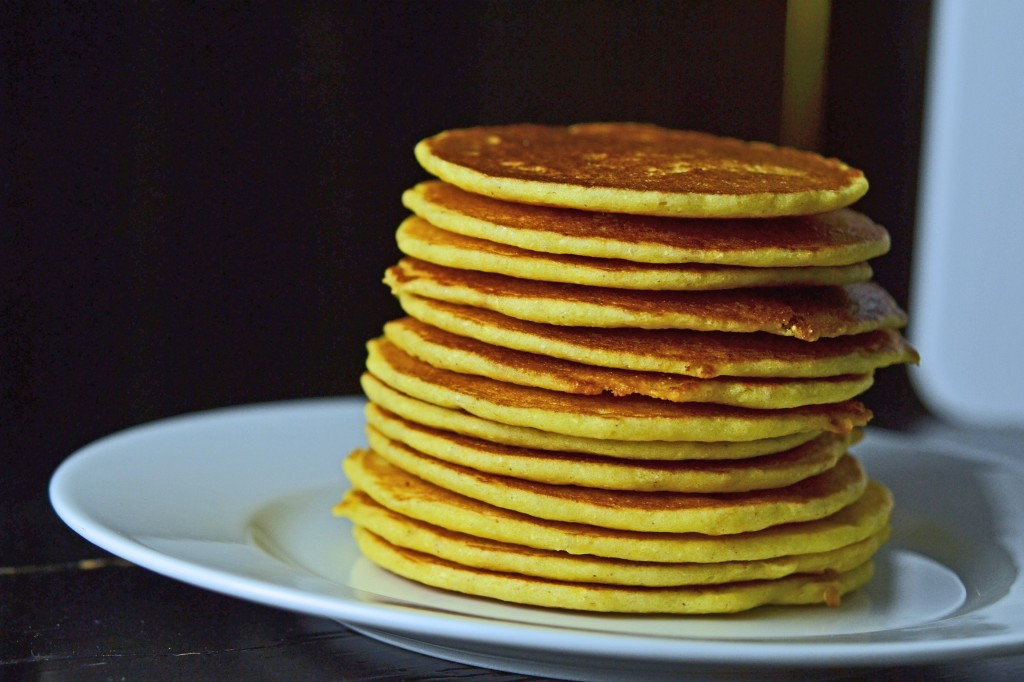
xmin=398 ymin=295 xmax=919 ymax=378
xmin=352 ymin=526 xmax=875 ymax=613
xmin=365 ymin=339 xmax=873 ymax=442
xmin=341 ymin=450 xmax=894 ymax=563
xmin=338 ymin=491 xmax=889 ymax=586
xmin=385 ymin=259 xmax=908 ymax=340
xmin=384 ymin=317 xmax=874 ymax=408
xmin=414 ymin=124 xmax=868 ymax=218
xmin=403 ymin=181 xmax=888 ymax=266
xmin=361 ymin=387 xmax=820 ymax=460
xmin=366 ymin=406 xmax=857 ymax=492
xmin=362 ymin=442 xmax=868 ymax=534
xmin=396 ymin=216 xmax=873 ymax=290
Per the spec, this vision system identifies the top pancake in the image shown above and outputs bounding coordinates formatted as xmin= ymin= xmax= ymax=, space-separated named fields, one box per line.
xmin=403 ymin=181 xmax=889 ymax=267
xmin=414 ymin=123 xmax=868 ymax=218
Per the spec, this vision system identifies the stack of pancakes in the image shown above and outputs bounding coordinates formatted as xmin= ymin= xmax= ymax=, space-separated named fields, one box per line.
xmin=335 ymin=123 xmax=918 ymax=614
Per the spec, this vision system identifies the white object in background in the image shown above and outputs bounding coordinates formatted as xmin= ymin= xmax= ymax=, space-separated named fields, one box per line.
xmin=912 ymin=0 xmax=1024 ymax=426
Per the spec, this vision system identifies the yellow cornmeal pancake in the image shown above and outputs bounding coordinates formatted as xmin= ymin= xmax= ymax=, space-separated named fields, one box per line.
xmin=362 ymin=442 xmax=868 ymax=534
xmin=398 ymin=295 xmax=919 ymax=378
xmin=385 ymin=259 xmax=907 ymax=341
xmin=413 ymin=124 xmax=868 ymax=218
xmin=352 ymin=527 xmax=874 ymax=613
xmin=362 ymin=386 xmax=820 ymax=461
xmin=366 ymin=338 xmax=872 ymax=442
xmin=397 ymin=216 xmax=873 ymax=290
xmin=404 ymin=181 xmax=888 ymax=266
xmin=341 ymin=451 xmax=894 ymax=562
xmin=366 ymin=409 xmax=856 ymax=492
xmin=338 ymin=491 xmax=889 ymax=586
xmin=384 ymin=318 xmax=874 ymax=408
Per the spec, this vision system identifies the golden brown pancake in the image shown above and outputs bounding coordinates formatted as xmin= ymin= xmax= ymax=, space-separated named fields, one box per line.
xmin=338 ymin=491 xmax=889 ymax=586
xmin=361 ymin=387 xmax=821 ymax=461
xmin=351 ymin=526 xmax=875 ymax=612
xmin=361 ymin=442 xmax=869 ymax=534
xmin=398 ymin=294 xmax=919 ymax=378
xmin=414 ymin=124 xmax=868 ymax=218
xmin=365 ymin=407 xmax=856 ymax=492
xmin=365 ymin=338 xmax=873 ymax=442
xmin=385 ymin=258 xmax=908 ymax=340
xmin=396 ymin=215 xmax=874 ymax=289
xmin=384 ymin=317 xmax=874 ymax=408
xmin=341 ymin=450 xmax=894 ymax=563
xmin=403 ymin=181 xmax=888 ymax=266
xmin=342 ymin=124 xmax=910 ymax=611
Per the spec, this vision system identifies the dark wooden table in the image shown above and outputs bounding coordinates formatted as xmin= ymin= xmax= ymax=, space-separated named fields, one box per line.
xmin=2 ymin=490 xmax=541 ymax=681
xmin=4 ymin=425 xmax=1024 ymax=681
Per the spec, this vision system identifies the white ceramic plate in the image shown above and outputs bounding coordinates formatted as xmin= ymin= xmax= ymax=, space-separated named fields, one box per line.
xmin=50 ymin=398 xmax=1024 ymax=680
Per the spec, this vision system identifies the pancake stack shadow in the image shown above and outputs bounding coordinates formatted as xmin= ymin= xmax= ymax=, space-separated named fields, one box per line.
xmin=335 ymin=124 xmax=918 ymax=614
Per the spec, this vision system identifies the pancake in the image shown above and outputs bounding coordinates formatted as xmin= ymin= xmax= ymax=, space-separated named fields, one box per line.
xmin=352 ymin=527 xmax=875 ymax=612
xmin=403 ymin=181 xmax=888 ymax=266
xmin=361 ymin=442 xmax=869 ymax=534
xmin=385 ymin=258 xmax=908 ymax=340
xmin=365 ymin=407 xmax=857 ymax=492
xmin=341 ymin=451 xmax=894 ymax=563
xmin=398 ymin=294 xmax=920 ymax=378
xmin=366 ymin=338 xmax=872 ymax=442
xmin=362 ymin=386 xmax=821 ymax=461
xmin=338 ymin=491 xmax=889 ymax=586
xmin=413 ymin=124 xmax=868 ymax=218
xmin=396 ymin=215 xmax=874 ymax=289
xmin=384 ymin=317 xmax=874 ymax=408
xmin=341 ymin=124 xmax=909 ymax=612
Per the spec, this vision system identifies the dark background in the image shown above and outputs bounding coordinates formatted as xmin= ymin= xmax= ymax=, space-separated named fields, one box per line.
xmin=4 ymin=1 xmax=931 ymax=560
